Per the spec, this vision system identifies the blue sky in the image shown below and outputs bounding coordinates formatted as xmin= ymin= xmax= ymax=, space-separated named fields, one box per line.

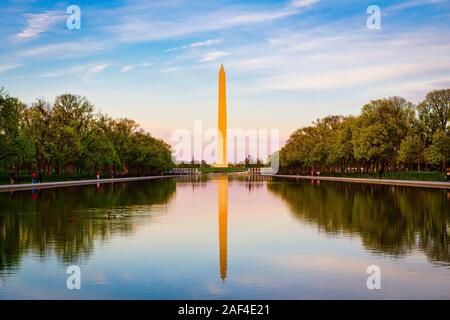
xmin=1 ymin=0 xmax=450 ymax=146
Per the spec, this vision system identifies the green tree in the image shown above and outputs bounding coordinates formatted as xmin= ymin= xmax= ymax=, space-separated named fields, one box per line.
xmin=397 ymin=134 xmax=425 ymax=171
xmin=417 ymin=89 xmax=450 ymax=145
xmin=80 ymin=117 xmax=119 ymax=174
xmin=27 ymin=99 xmax=56 ymax=174
xmin=352 ymin=97 xmax=414 ymax=171
xmin=0 ymin=89 xmax=32 ymax=171
xmin=326 ymin=116 xmax=355 ymax=172
xmin=426 ymin=129 xmax=450 ymax=170
xmin=1 ymin=89 xmax=174 ymax=179
xmin=52 ymin=94 xmax=95 ymax=175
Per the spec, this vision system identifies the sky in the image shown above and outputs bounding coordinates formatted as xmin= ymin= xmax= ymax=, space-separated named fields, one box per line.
xmin=1 ymin=0 xmax=450 ymax=154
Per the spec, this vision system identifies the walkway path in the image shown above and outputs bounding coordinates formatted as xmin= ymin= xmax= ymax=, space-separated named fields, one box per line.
xmin=3 ymin=174 xmax=448 ymax=192
xmin=264 ymin=174 xmax=450 ymax=190
xmin=0 ymin=175 xmax=177 ymax=192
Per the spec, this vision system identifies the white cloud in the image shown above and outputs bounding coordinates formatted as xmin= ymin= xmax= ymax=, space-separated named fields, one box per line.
xmin=387 ymin=0 xmax=446 ymax=12
xmin=13 ymin=10 xmax=65 ymax=41
xmin=120 ymin=65 xmax=137 ymax=73
xmin=41 ymin=62 xmax=150 ymax=78
xmin=165 ymin=39 xmax=223 ymax=53
xmin=112 ymin=6 xmax=300 ymax=43
xmin=200 ymin=51 xmax=228 ymax=62
xmin=120 ymin=63 xmax=152 ymax=73
xmin=38 ymin=64 xmax=112 ymax=79
xmin=219 ymin=23 xmax=450 ymax=97
xmin=184 ymin=39 xmax=223 ymax=49
xmin=225 ymin=9 xmax=298 ymax=24
xmin=161 ymin=67 xmax=181 ymax=73
xmin=85 ymin=64 xmax=110 ymax=77
xmin=19 ymin=39 xmax=107 ymax=58
xmin=262 ymin=63 xmax=449 ymax=90
xmin=39 ymin=65 xmax=87 ymax=78
xmin=0 ymin=63 xmax=21 ymax=74
xmin=291 ymin=0 xmax=319 ymax=8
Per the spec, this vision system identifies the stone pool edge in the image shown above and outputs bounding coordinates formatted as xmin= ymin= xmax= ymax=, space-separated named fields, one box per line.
xmin=0 ymin=175 xmax=179 ymax=192
xmin=264 ymin=174 xmax=450 ymax=190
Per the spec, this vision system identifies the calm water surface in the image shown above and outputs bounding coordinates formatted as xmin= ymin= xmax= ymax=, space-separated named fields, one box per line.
xmin=0 ymin=175 xmax=449 ymax=299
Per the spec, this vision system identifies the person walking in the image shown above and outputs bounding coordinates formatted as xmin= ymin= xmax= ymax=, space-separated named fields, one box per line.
xmin=31 ymin=171 xmax=38 ymax=184
xmin=96 ymin=171 xmax=100 ymax=180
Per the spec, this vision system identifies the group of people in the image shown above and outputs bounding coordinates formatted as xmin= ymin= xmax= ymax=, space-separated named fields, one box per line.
xmin=8 ymin=172 xmax=21 ymax=184
xmin=8 ymin=171 xmax=43 ymax=184
xmin=311 ymin=169 xmax=321 ymax=177
xmin=31 ymin=171 xmax=43 ymax=184
xmin=8 ymin=170 xmax=104 ymax=185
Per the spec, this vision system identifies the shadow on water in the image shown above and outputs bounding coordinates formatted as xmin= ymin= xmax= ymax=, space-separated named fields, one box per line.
xmin=267 ymin=179 xmax=450 ymax=265
xmin=0 ymin=179 xmax=176 ymax=276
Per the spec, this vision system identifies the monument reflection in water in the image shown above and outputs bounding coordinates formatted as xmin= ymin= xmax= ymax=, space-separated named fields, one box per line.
xmin=217 ymin=176 xmax=228 ymax=282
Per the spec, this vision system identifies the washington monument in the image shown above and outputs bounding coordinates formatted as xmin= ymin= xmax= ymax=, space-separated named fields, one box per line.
xmin=217 ymin=64 xmax=228 ymax=167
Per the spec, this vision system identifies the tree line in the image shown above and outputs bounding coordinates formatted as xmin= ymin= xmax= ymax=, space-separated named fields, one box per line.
xmin=280 ymin=89 xmax=450 ymax=174
xmin=0 ymin=88 xmax=174 ymax=177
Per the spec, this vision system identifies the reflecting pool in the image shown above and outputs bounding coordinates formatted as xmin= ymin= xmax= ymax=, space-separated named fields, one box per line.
xmin=0 ymin=176 xmax=449 ymax=299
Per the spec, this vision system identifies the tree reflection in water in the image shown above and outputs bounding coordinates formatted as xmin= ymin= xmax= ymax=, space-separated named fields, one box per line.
xmin=0 ymin=179 xmax=176 ymax=275
xmin=267 ymin=179 xmax=450 ymax=264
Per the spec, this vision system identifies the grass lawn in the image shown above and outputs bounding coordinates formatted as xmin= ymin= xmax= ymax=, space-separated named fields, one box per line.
xmin=198 ymin=167 xmax=249 ymax=174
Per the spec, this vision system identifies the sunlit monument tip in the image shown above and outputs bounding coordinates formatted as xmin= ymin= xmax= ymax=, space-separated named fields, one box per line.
xmin=217 ymin=64 xmax=228 ymax=167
